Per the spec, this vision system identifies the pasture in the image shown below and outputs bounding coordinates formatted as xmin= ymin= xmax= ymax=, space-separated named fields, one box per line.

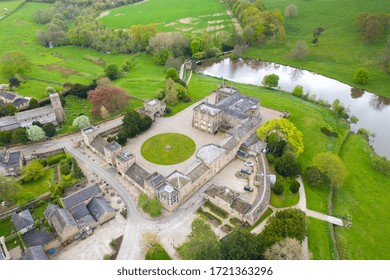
xmin=99 ymin=0 xmax=234 ymax=34
xmin=245 ymin=0 xmax=390 ymax=98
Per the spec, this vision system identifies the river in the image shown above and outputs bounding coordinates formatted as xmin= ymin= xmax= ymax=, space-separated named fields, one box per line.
xmin=196 ymin=58 xmax=390 ymax=158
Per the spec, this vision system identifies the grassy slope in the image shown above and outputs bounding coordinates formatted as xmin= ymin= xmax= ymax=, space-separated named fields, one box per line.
xmin=100 ymin=0 xmax=233 ymax=34
xmin=307 ymin=217 xmax=333 ymax=260
xmin=0 ymin=0 xmax=23 ymax=18
xmin=0 ymin=3 xmax=166 ymax=100
xmin=335 ymin=133 xmax=390 ymax=259
xmin=245 ymin=0 xmax=390 ymax=98
xmin=0 ymin=217 xmax=14 ymax=237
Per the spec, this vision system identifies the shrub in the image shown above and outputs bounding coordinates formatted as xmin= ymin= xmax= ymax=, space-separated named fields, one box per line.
xmin=353 ymin=67 xmax=369 ymax=84
xmin=357 ymin=128 xmax=371 ymax=141
xmin=275 ymin=151 xmax=301 ymax=177
xmin=262 ymin=74 xmax=279 ymax=88
xmin=272 ymin=181 xmax=284 ymax=195
xmin=266 ymin=153 xmax=276 ymax=164
xmin=60 ymin=160 xmax=71 ymax=175
xmin=284 ymin=4 xmax=298 ymax=17
xmin=165 ymin=107 xmax=172 ymax=114
xmin=292 ymin=85 xmax=304 ymax=97
xmin=290 ymin=40 xmax=309 ymax=60
xmin=105 ymin=64 xmax=120 ymax=80
xmin=304 ymin=166 xmax=323 ymax=186
xmin=290 ymin=180 xmax=300 ymax=194
xmin=46 ymin=153 xmax=66 ymax=166
xmin=320 ymin=127 xmax=339 ymax=138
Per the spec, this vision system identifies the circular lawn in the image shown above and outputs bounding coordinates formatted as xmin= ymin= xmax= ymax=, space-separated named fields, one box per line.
xmin=141 ymin=133 xmax=196 ymax=165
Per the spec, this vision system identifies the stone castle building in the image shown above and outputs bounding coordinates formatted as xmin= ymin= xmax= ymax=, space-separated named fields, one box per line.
xmin=81 ymin=86 xmax=268 ymax=223
xmin=0 ymin=93 xmax=66 ymax=130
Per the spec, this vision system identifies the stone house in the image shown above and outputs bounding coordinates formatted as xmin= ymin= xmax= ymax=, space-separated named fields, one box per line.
xmin=86 ymin=197 xmax=115 ymax=225
xmin=0 ymin=91 xmax=30 ymax=110
xmin=0 ymin=150 xmax=24 ymax=176
xmin=11 ymin=209 xmax=35 ymax=235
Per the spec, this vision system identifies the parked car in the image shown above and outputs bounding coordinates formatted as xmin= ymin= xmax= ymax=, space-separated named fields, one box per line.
xmin=244 ymin=186 xmax=253 ymax=192
xmin=241 ymin=168 xmax=252 ymax=175
xmin=244 ymin=161 xmax=254 ymax=167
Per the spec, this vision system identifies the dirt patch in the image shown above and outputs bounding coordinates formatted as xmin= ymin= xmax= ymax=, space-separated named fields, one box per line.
xmin=206 ymin=25 xmax=224 ymax=32
xmin=115 ymin=13 xmax=125 ymax=17
xmin=208 ymin=20 xmax=225 ymax=24
xmin=165 ymin=22 xmax=176 ymax=27
xmin=226 ymin=10 xmax=233 ymax=16
xmin=178 ymin=17 xmax=194 ymax=24
xmin=46 ymin=65 xmax=79 ymax=76
xmin=212 ymin=13 xmax=224 ymax=17
xmin=177 ymin=27 xmax=192 ymax=32
xmin=97 ymin=11 xmax=111 ymax=20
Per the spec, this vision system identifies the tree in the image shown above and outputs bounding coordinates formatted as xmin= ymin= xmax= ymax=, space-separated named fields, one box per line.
xmin=12 ymin=128 xmax=28 ymax=144
xmin=26 ymin=125 xmax=46 ymax=141
xmin=332 ymin=99 xmax=349 ymax=119
xmin=100 ymin=106 xmax=110 ymax=119
xmin=72 ymin=115 xmax=91 ymax=129
xmin=141 ymin=232 xmax=161 ymax=255
xmin=292 ymin=85 xmax=304 ymax=97
xmin=0 ymin=51 xmax=32 ymax=78
xmin=262 ymin=74 xmax=279 ymax=88
xmin=290 ymin=180 xmax=300 ymax=194
xmin=372 ymin=155 xmax=390 ymax=177
xmin=104 ymin=64 xmax=121 ymax=80
xmin=128 ymin=24 xmax=157 ymax=51
xmin=312 ymin=152 xmax=348 ymax=188
xmin=9 ymin=77 xmax=20 ymax=88
xmin=121 ymin=60 xmax=132 ymax=72
xmin=29 ymin=98 xmax=39 ymax=109
xmin=166 ymin=67 xmax=180 ymax=82
xmin=275 ymin=151 xmax=301 ymax=177
xmin=87 ymin=86 xmax=130 ymax=117
xmin=353 ymin=67 xmax=369 ymax=84
xmin=349 ymin=116 xmax=359 ymax=124
xmin=220 ymin=228 xmax=263 ymax=259
xmin=177 ymin=217 xmax=222 ymax=260
xmin=42 ymin=123 xmax=56 ymax=137
xmin=123 ymin=110 xmax=152 ymax=138
xmin=264 ymin=238 xmax=302 ymax=260
xmin=116 ymin=131 xmax=128 ymax=146
xmin=257 ymin=118 xmax=304 ymax=156
xmin=261 ymin=209 xmax=306 ymax=248
xmin=284 ymin=4 xmax=298 ymax=17
xmin=0 ymin=175 xmax=21 ymax=202
xmin=72 ymin=158 xmax=84 ymax=179
xmin=272 ymin=180 xmax=284 ymax=195
xmin=190 ymin=39 xmax=201 ymax=56
xmin=165 ymin=56 xmax=181 ymax=71
xmin=0 ymin=130 xmax=12 ymax=145
xmin=165 ymin=78 xmax=178 ymax=105
xmin=291 ymin=40 xmax=309 ymax=60
xmin=22 ymin=160 xmax=44 ymax=182
xmin=0 ymin=103 xmax=17 ymax=116
xmin=304 ymin=166 xmax=324 ymax=186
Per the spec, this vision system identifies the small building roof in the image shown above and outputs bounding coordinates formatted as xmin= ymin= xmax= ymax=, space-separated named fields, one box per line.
xmin=206 ymin=185 xmax=239 ymax=205
xmin=104 ymin=141 xmax=121 ymax=152
xmin=23 ymin=228 xmax=54 ymax=248
xmin=44 ymin=204 xmax=59 ymax=222
xmin=69 ymin=203 xmax=91 ymax=220
xmin=194 ymin=103 xmax=221 ymax=116
xmin=196 ymin=144 xmax=226 ymax=165
xmin=90 ymin=135 xmax=108 ymax=155
xmin=11 ymin=209 xmax=34 ymax=232
xmin=2 ymin=151 xmax=22 ymax=168
xmin=61 ymin=184 xmax=101 ymax=209
xmin=116 ymin=150 xmax=134 ymax=162
xmin=231 ymin=198 xmax=252 ymax=215
xmin=166 ymin=171 xmax=191 ymax=189
xmin=13 ymin=98 xmax=29 ymax=107
xmin=220 ymin=135 xmax=240 ymax=151
xmin=0 ymin=91 xmax=16 ymax=101
xmin=86 ymin=197 xmax=115 ymax=222
xmin=125 ymin=163 xmax=150 ymax=188
xmin=185 ymin=161 xmax=209 ymax=181
xmin=145 ymin=172 xmax=165 ymax=189
xmin=22 ymin=246 xmax=48 ymax=260
xmin=52 ymin=208 xmax=77 ymax=234
xmin=157 ymin=182 xmax=179 ymax=198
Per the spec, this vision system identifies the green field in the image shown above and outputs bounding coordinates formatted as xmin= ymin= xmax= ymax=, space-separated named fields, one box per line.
xmin=145 ymin=243 xmax=171 ymax=260
xmin=141 ymin=133 xmax=196 ymax=165
xmin=307 ymin=217 xmax=333 ymax=260
xmin=99 ymin=0 xmax=233 ymax=34
xmin=334 ymin=133 xmax=390 ymax=259
xmin=0 ymin=217 xmax=14 ymax=237
xmin=0 ymin=3 xmax=166 ymax=100
xmin=269 ymin=177 xmax=299 ymax=208
xmin=245 ymin=0 xmax=390 ymax=98
xmin=0 ymin=0 xmax=24 ymax=19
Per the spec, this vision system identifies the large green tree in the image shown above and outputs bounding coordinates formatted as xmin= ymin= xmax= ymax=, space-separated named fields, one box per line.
xmin=72 ymin=115 xmax=91 ymax=129
xmin=257 ymin=118 xmax=304 ymax=156
xmin=21 ymin=160 xmax=44 ymax=182
xmin=312 ymin=152 xmax=348 ymax=188
xmin=0 ymin=175 xmax=21 ymax=202
xmin=177 ymin=217 xmax=222 ymax=260
xmin=264 ymin=238 xmax=303 ymax=260
xmin=220 ymin=228 xmax=263 ymax=259
xmin=262 ymin=74 xmax=279 ymax=88
xmin=11 ymin=128 xmax=28 ymax=144
xmin=26 ymin=125 xmax=46 ymax=142
xmin=0 ymin=51 xmax=33 ymax=78
xmin=275 ymin=151 xmax=301 ymax=177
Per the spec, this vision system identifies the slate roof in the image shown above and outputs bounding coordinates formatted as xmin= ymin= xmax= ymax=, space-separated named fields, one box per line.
xmin=231 ymin=198 xmax=252 ymax=215
xmin=69 ymin=204 xmax=90 ymax=220
xmin=13 ymin=98 xmax=29 ymax=107
xmin=90 ymin=134 xmax=107 ymax=155
xmin=44 ymin=204 xmax=59 ymax=222
xmin=61 ymin=184 xmax=101 ymax=209
xmin=196 ymin=144 xmax=226 ymax=165
xmin=206 ymin=185 xmax=239 ymax=204
xmin=166 ymin=171 xmax=191 ymax=189
xmin=195 ymin=103 xmax=221 ymax=116
xmin=0 ymin=115 xmax=19 ymax=130
xmin=22 ymin=246 xmax=48 ymax=260
xmin=125 ymin=163 xmax=150 ymax=188
xmin=15 ymin=105 xmax=54 ymax=121
xmin=216 ymin=93 xmax=260 ymax=120
xmin=0 ymin=91 xmax=16 ymax=101
xmin=11 ymin=210 xmax=34 ymax=231
xmin=23 ymin=228 xmax=54 ymax=247
xmin=145 ymin=172 xmax=165 ymax=189
xmin=2 ymin=151 xmax=22 ymax=168
xmin=216 ymin=86 xmax=239 ymax=95
xmin=228 ymin=117 xmax=261 ymax=138
xmin=220 ymin=135 xmax=240 ymax=151
xmin=52 ymin=208 xmax=77 ymax=233
xmin=86 ymin=197 xmax=115 ymax=221
xmin=104 ymin=141 xmax=121 ymax=152
xmin=185 ymin=161 xmax=209 ymax=181
xmin=77 ymin=214 xmax=96 ymax=229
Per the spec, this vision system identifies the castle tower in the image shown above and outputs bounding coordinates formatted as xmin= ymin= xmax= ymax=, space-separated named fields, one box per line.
xmin=49 ymin=93 xmax=66 ymax=123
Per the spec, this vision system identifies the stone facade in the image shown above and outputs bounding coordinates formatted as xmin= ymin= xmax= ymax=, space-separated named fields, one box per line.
xmin=139 ymin=99 xmax=166 ymax=121
xmin=82 ymin=86 xmax=264 ymax=213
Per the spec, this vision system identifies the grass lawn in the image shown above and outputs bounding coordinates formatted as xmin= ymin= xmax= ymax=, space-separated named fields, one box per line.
xmin=99 ymin=0 xmax=233 ymax=35
xmin=145 ymin=243 xmax=171 ymax=260
xmin=245 ymin=0 xmax=390 ymax=98
xmin=141 ymin=133 xmax=196 ymax=165
xmin=14 ymin=168 xmax=55 ymax=206
xmin=270 ymin=183 xmax=299 ymax=208
xmin=307 ymin=217 xmax=333 ymax=260
xmin=0 ymin=0 xmax=24 ymax=18
xmin=0 ymin=217 xmax=14 ymax=237
xmin=32 ymin=202 xmax=48 ymax=219
xmin=334 ymin=133 xmax=390 ymax=259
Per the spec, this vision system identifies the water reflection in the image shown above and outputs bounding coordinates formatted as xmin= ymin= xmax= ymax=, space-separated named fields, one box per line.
xmin=196 ymin=58 xmax=390 ymax=158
